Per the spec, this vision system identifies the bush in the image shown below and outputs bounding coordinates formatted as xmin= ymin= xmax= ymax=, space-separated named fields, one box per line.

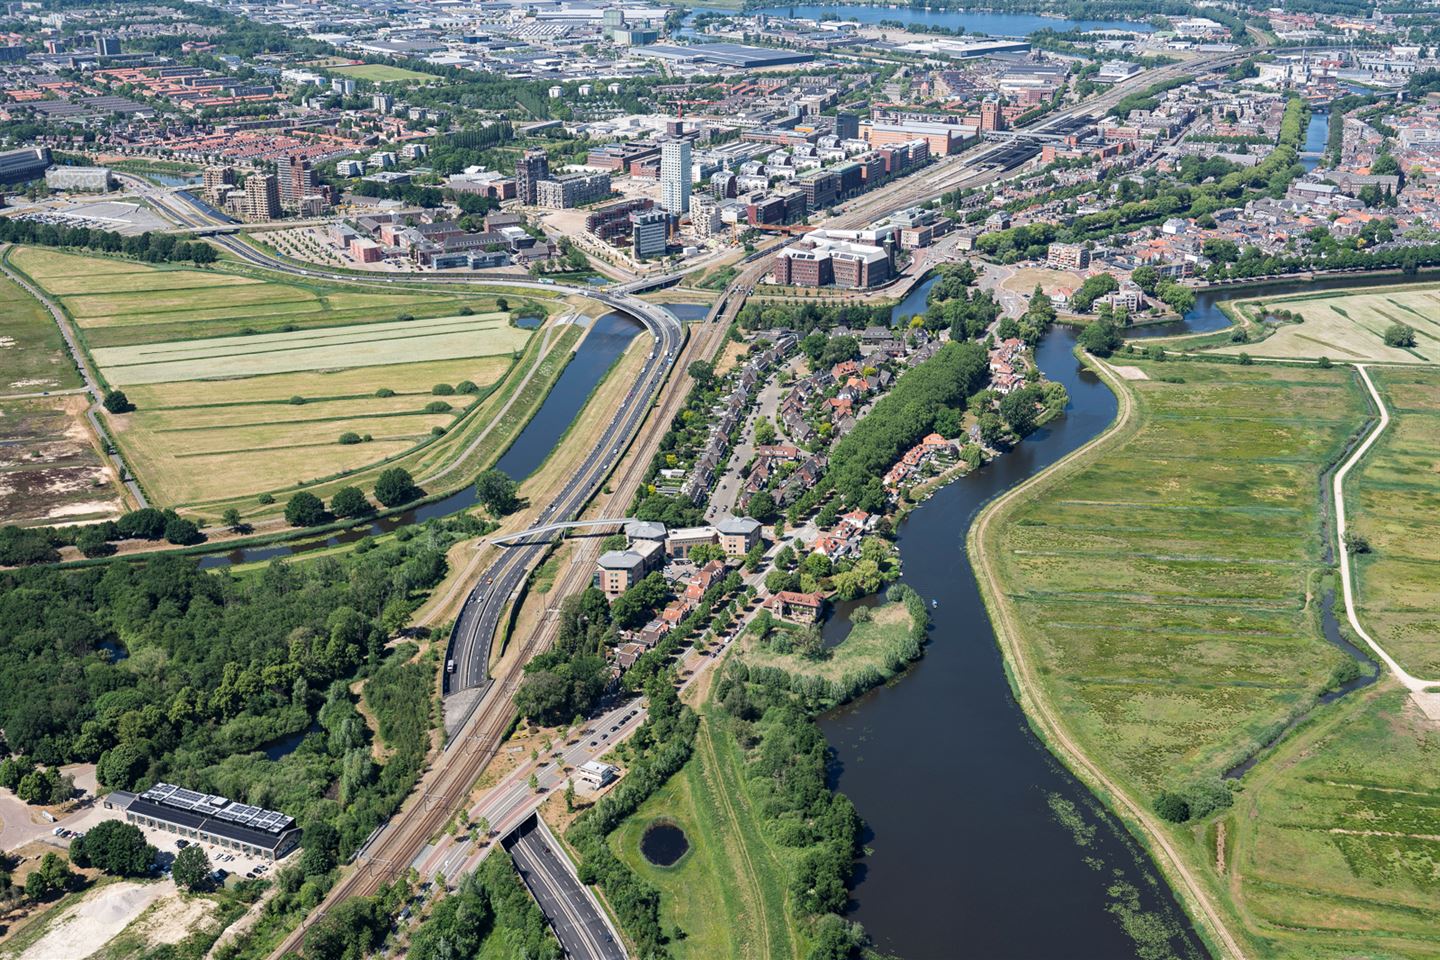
xmin=431 ymin=383 xmax=455 ymax=395
xmin=284 ymin=492 xmax=327 ymax=527
xmin=375 ymin=387 xmax=395 ymax=398
xmin=339 ymin=431 xmax=362 ymax=445
xmin=424 ymin=401 xmax=452 ymax=413
xmin=456 ymin=380 xmax=480 ymax=394
xmin=102 ymin=390 xmax=133 ymax=413
xmin=257 ymin=492 xmax=275 ymax=505
xmin=1384 ymin=322 xmax=1416 ymax=347
xmin=1154 ymin=791 xmax=1191 ymax=823
xmin=288 ymin=395 xmax=306 ymax=405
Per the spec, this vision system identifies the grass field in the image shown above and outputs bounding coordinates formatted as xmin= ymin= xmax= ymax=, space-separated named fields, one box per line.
xmin=991 ymin=360 xmax=1366 ymax=793
xmin=325 ymin=63 xmax=436 ymax=83
xmin=1226 ymin=684 xmax=1440 ymax=958
xmin=1215 ymin=284 xmax=1440 ymax=363
xmin=743 ymin=601 xmax=913 ymax=685
xmin=608 ymin=712 xmax=802 ymax=960
xmin=981 ymin=356 xmax=1440 ymax=957
xmin=0 ymin=271 xmax=81 ymax=394
xmin=1348 ymin=367 xmax=1440 ymax=676
xmin=8 ymin=247 xmax=522 ymax=349
xmin=93 ymin=313 xmax=525 ymax=385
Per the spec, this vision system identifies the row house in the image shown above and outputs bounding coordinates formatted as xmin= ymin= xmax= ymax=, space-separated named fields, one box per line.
xmin=883 ymin=434 xmax=960 ymax=490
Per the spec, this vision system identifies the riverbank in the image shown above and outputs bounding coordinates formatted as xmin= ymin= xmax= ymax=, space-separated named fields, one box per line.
xmin=966 ymin=352 xmax=1440 ymax=958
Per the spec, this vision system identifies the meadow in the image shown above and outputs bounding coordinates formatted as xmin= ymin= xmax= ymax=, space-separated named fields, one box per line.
xmin=1348 ymin=367 xmax=1440 ymax=676
xmin=1215 ymin=284 xmax=1440 ymax=363
xmin=5 ymin=247 xmax=565 ymax=514
xmin=990 ymin=360 xmax=1366 ymax=792
xmin=608 ymin=711 xmax=802 ymax=960
xmin=324 ymin=63 xmax=436 ymax=83
xmin=0 ymin=271 xmax=80 ymax=393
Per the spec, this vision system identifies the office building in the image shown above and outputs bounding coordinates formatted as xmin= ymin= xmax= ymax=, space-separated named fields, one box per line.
xmin=515 ymin=148 xmax=549 ymax=205
xmin=660 ymin=138 xmax=691 ymax=215
xmin=0 ymin=146 xmax=51 ymax=185
xmin=95 ymin=34 xmax=120 ymax=56
xmin=241 ymin=173 xmax=281 ymax=221
xmin=631 ymin=208 xmax=669 ymax=258
xmin=835 ymin=112 xmax=860 ymax=141
xmin=595 ymin=539 xmax=664 ymax=598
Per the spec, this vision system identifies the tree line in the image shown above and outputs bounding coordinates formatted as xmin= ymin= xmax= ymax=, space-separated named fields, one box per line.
xmin=0 ymin=222 xmax=217 ymax=264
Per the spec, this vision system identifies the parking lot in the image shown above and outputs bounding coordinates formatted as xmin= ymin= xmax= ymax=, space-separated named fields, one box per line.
xmin=52 ymin=805 xmax=279 ymax=881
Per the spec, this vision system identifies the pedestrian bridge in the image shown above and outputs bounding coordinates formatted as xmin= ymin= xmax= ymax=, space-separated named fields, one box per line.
xmin=490 ymin=518 xmax=632 ymax=546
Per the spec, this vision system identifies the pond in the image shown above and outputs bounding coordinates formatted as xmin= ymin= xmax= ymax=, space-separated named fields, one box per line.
xmin=640 ymin=821 xmax=690 ymax=867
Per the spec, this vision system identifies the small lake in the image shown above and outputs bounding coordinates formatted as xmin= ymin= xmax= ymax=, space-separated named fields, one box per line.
xmin=640 ymin=821 xmax=689 ymax=867
xmin=753 ymin=4 xmax=1155 ymax=36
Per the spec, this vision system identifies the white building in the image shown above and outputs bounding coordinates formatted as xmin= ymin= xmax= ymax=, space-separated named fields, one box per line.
xmin=660 ymin=138 xmax=692 ymax=215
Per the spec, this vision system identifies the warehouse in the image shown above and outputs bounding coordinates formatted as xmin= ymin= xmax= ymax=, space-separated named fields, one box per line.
xmin=45 ymin=165 xmax=115 ymax=192
xmin=103 ymin=783 xmax=301 ymax=861
xmin=637 ymin=42 xmax=813 ymax=69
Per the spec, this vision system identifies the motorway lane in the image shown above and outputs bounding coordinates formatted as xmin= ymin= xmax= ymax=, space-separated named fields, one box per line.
xmin=508 ymin=816 xmax=626 ymax=960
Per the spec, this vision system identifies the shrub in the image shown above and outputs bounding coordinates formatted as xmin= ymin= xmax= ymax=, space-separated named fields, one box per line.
xmin=288 ymin=395 xmax=306 ymax=405
xmin=257 ymin=492 xmax=275 ymax=505
xmin=375 ymin=387 xmax=395 ymax=398
xmin=339 ymin=431 xmax=362 ymax=445
xmin=1384 ymin=322 xmax=1416 ymax=347
xmin=424 ymin=401 xmax=452 ymax=413
xmin=431 ymin=383 xmax=455 ymax=395
xmin=456 ymin=380 xmax=479 ymax=394
xmin=1317 ymin=356 xmax=1332 ymax=368
xmin=1154 ymin=792 xmax=1191 ymax=823
xmin=284 ymin=492 xmax=327 ymax=527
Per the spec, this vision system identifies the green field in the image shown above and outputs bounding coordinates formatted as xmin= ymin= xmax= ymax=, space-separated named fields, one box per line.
xmin=1215 ymin=284 xmax=1440 ymax=363
xmin=609 ymin=713 xmax=802 ymax=960
xmin=744 ymin=600 xmax=913 ymax=685
xmin=0 ymin=270 xmax=81 ymax=393
xmin=1228 ymin=684 xmax=1440 ymax=958
xmin=1348 ymin=367 xmax=1440 ymax=676
xmin=3 ymin=246 xmax=572 ymax=515
xmin=979 ymin=356 xmax=1440 ymax=957
xmin=325 ymin=63 xmax=436 ymax=83
xmin=93 ymin=313 xmax=525 ymax=385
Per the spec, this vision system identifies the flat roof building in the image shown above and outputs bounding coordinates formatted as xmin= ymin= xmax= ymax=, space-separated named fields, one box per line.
xmin=104 ymin=783 xmax=299 ymax=861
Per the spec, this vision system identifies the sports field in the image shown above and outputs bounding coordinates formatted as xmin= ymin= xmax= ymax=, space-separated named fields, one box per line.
xmin=1348 ymin=367 xmax=1440 ymax=675
xmin=1215 ymin=284 xmax=1440 ymax=363
xmin=94 ymin=313 xmax=525 ymax=385
xmin=989 ymin=361 xmax=1366 ymax=791
xmin=326 ymin=63 xmax=436 ymax=83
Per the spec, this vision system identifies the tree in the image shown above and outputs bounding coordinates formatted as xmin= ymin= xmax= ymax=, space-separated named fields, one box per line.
xmin=998 ymin=389 xmax=1039 ymax=438
xmin=564 ymin=778 xmax=575 ymax=812
xmin=102 ymin=390 xmax=133 ymax=413
xmin=687 ymin=360 xmax=714 ymax=386
xmin=284 ymin=492 xmax=327 ymax=527
xmin=23 ymin=852 xmax=75 ymax=901
xmin=1078 ymin=318 xmax=1122 ymax=357
xmin=474 ymin=470 xmax=519 ymax=516
xmin=172 ymin=845 xmax=211 ymax=891
xmin=1130 ymin=265 xmax=1160 ymax=295
xmin=164 ymin=514 xmax=203 ymax=545
xmin=70 ymin=820 xmax=155 ymax=876
xmin=746 ymin=491 xmax=777 ymax=523
xmin=374 ymin=467 xmax=418 ymax=508
xmin=1154 ymin=792 xmax=1191 ymax=823
xmin=1384 ymin=322 xmax=1417 ymax=347
xmin=117 ymin=508 xmax=167 ymax=540
xmin=76 ymin=526 xmax=115 ymax=558
xmin=330 ymin=486 xmax=371 ymax=518
xmin=221 ymin=507 xmax=245 ymax=532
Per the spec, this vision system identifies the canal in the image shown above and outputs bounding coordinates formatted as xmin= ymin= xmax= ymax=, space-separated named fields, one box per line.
xmin=820 ymin=325 xmax=1208 ymax=958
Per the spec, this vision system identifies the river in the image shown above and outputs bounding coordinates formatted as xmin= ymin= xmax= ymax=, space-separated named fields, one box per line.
xmin=819 ymin=324 xmax=1207 ymax=958
xmin=753 ymin=3 xmax=1154 ymax=35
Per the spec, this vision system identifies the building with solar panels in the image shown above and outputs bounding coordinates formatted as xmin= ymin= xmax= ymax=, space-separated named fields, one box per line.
xmin=103 ymin=783 xmax=300 ymax=861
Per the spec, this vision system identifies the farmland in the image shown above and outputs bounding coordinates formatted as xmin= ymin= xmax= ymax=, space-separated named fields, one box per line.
xmin=975 ymin=355 xmax=1440 ymax=957
xmin=1347 ymin=367 xmax=1440 ymax=676
xmin=0 ymin=269 xmax=80 ymax=394
xmin=4 ymin=246 xmax=566 ymax=514
xmin=1214 ymin=284 xmax=1440 ymax=363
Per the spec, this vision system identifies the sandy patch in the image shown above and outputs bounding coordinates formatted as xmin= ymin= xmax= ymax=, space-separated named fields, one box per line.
xmin=1111 ymin=365 xmax=1150 ymax=381
xmin=125 ymin=893 xmax=216 ymax=949
xmin=13 ymin=881 xmax=167 ymax=960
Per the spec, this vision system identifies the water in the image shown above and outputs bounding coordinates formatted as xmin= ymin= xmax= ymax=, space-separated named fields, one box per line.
xmin=754 ymin=4 xmax=1155 ymax=36
xmin=1128 ymin=271 xmax=1440 ymax=339
xmin=821 ymin=325 xmax=1205 ymax=958
xmin=889 ymin=273 xmax=938 ymax=327
xmin=197 ymin=310 xmax=646 ymax=569
xmin=146 ymin=172 xmax=201 ymax=187
xmin=261 ymin=721 xmax=321 ymax=761
xmin=1301 ymin=110 xmax=1329 ymax=172
xmin=639 ymin=822 xmax=690 ymax=867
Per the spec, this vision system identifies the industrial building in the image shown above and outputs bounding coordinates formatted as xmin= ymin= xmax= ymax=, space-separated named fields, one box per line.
xmin=0 ymin=146 xmax=52 ymax=186
xmin=44 ymin=165 xmax=114 ymax=192
xmin=103 ymin=783 xmax=300 ymax=861
xmin=637 ymin=42 xmax=813 ymax=69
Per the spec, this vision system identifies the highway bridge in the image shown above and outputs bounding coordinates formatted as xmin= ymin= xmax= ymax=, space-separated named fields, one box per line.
xmin=488 ymin=517 xmax=632 ymax=546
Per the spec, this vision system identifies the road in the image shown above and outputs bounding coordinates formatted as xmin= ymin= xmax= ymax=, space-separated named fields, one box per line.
xmin=506 ymin=815 xmax=626 ymax=960
xmin=0 ymin=246 xmax=147 ymax=508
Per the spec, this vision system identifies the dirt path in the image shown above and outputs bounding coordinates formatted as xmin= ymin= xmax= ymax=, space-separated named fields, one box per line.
xmin=967 ymin=353 xmax=1250 ymax=960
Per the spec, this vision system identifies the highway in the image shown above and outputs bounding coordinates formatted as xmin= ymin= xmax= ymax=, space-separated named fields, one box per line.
xmin=506 ymin=815 xmax=626 ymax=960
